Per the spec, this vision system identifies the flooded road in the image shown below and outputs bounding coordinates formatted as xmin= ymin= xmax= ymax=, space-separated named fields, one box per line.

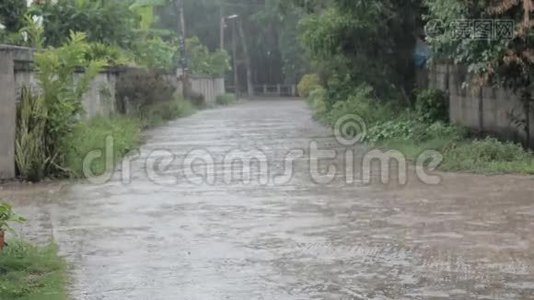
xmin=3 ymin=99 xmax=534 ymax=299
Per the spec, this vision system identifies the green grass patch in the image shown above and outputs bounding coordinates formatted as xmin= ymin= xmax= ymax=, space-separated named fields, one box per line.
xmin=440 ymin=138 xmax=534 ymax=174
xmin=0 ymin=241 xmax=67 ymax=300
xmin=64 ymin=116 xmax=142 ymax=177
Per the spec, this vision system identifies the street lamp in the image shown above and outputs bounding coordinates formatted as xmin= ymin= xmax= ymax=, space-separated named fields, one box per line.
xmin=220 ymin=14 xmax=239 ymax=50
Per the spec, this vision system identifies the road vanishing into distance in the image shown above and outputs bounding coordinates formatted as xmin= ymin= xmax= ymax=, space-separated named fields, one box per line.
xmin=3 ymin=99 xmax=534 ymax=299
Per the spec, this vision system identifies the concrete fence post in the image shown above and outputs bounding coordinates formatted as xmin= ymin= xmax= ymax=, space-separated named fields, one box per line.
xmin=0 ymin=55 xmax=16 ymax=180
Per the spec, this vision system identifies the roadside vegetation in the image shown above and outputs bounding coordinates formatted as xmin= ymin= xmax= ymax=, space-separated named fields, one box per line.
xmin=0 ymin=202 xmax=66 ymax=300
xmin=0 ymin=241 xmax=66 ymax=300
xmin=293 ymin=0 xmax=533 ymax=175
xmin=1 ymin=0 xmax=232 ymax=182
xmin=304 ymin=81 xmax=534 ymax=174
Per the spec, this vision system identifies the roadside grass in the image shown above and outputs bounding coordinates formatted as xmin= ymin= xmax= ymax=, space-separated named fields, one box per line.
xmin=64 ymin=95 xmax=196 ymax=179
xmin=308 ymin=85 xmax=534 ymax=175
xmin=64 ymin=116 xmax=142 ymax=177
xmin=0 ymin=241 xmax=67 ymax=300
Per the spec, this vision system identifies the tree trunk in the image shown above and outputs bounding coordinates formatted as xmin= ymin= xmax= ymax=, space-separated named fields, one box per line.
xmin=237 ymin=20 xmax=254 ymax=97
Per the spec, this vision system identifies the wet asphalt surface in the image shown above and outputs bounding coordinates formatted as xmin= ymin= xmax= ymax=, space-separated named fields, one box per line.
xmin=3 ymin=99 xmax=534 ymax=299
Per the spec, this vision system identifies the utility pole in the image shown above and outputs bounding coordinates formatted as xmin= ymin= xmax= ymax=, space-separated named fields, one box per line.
xmin=175 ymin=0 xmax=189 ymax=97
xmin=237 ymin=19 xmax=254 ymax=97
xmin=232 ymin=21 xmax=239 ymax=97
xmin=219 ymin=5 xmax=225 ymax=49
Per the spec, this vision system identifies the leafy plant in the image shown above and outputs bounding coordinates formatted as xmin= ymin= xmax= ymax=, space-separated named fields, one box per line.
xmin=0 ymin=203 xmax=25 ymax=234
xmin=415 ymin=88 xmax=449 ymax=123
xmin=15 ymin=87 xmax=47 ymax=182
xmin=34 ymin=31 xmax=105 ymax=176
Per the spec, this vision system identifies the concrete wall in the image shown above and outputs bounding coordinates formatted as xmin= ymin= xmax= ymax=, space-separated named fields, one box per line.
xmin=13 ymin=67 xmax=119 ymax=120
xmin=425 ymin=63 xmax=534 ymax=146
xmin=189 ymin=76 xmax=225 ymax=106
xmin=0 ymin=54 xmax=16 ymax=179
xmin=0 ymin=44 xmax=227 ymax=179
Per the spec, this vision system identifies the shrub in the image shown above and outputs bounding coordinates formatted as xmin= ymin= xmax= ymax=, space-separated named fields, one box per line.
xmin=298 ymin=74 xmax=321 ymax=98
xmin=64 ymin=116 xmax=141 ymax=177
xmin=33 ymin=31 xmax=104 ymax=177
xmin=216 ymin=94 xmax=237 ymax=106
xmin=367 ymin=120 xmax=426 ymax=144
xmin=324 ymin=83 xmax=380 ymax=125
xmin=116 ymin=69 xmax=176 ymax=113
xmin=415 ymin=88 xmax=449 ymax=123
xmin=15 ymin=87 xmax=47 ymax=182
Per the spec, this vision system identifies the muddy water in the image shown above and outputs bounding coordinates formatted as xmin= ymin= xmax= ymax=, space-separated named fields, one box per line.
xmin=2 ymin=99 xmax=534 ymax=299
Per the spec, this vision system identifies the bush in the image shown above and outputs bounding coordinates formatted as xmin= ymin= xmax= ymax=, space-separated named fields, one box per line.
xmin=324 ymin=83 xmax=383 ymax=125
xmin=415 ymin=88 xmax=449 ymax=123
xmin=367 ymin=120 xmax=426 ymax=144
xmin=216 ymin=94 xmax=237 ymax=106
xmin=116 ymin=69 xmax=176 ymax=113
xmin=64 ymin=116 xmax=141 ymax=178
xmin=298 ymin=74 xmax=321 ymax=98
xmin=0 ymin=241 xmax=66 ymax=300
